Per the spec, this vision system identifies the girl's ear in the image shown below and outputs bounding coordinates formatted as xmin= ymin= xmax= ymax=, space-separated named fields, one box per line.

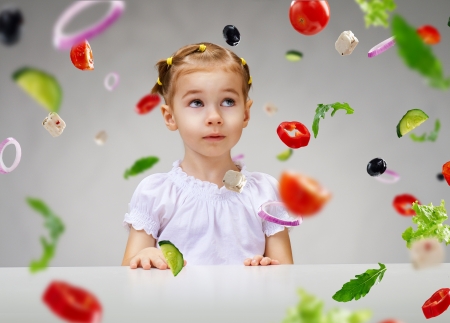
xmin=243 ymin=99 xmax=253 ymax=128
xmin=161 ymin=104 xmax=178 ymax=131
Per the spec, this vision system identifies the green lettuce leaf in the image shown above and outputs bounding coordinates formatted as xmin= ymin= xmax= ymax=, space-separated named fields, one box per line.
xmin=124 ymin=156 xmax=159 ymax=179
xmin=354 ymin=0 xmax=396 ymax=28
xmin=332 ymin=263 xmax=386 ymax=302
xmin=410 ymin=119 xmax=440 ymax=142
xmin=312 ymin=103 xmax=354 ymax=138
xmin=26 ymin=197 xmax=65 ymax=273
xmin=392 ymin=15 xmax=450 ymax=90
xmin=402 ymin=200 xmax=450 ymax=248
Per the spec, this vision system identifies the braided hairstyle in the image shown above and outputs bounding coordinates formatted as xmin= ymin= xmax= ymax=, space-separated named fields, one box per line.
xmin=151 ymin=42 xmax=252 ymax=108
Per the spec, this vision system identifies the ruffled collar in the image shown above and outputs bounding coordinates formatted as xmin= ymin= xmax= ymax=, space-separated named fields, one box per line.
xmin=168 ymin=159 xmax=250 ymax=197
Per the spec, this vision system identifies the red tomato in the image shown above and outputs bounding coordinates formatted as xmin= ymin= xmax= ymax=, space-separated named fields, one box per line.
xmin=392 ymin=194 xmax=419 ymax=216
xmin=379 ymin=320 xmax=405 ymax=323
xmin=279 ymin=171 xmax=331 ymax=216
xmin=135 ymin=94 xmax=161 ymax=115
xmin=417 ymin=25 xmax=441 ymax=45
xmin=289 ymin=0 xmax=330 ymax=36
xmin=442 ymin=161 xmax=450 ymax=185
xmin=70 ymin=40 xmax=94 ymax=71
xmin=42 ymin=280 xmax=102 ymax=323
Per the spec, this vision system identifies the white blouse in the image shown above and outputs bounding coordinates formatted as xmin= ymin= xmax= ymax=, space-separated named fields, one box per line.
xmin=123 ymin=159 xmax=291 ymax=265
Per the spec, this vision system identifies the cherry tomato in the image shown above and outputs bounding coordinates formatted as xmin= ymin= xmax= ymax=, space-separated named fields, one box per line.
xmin=289 ymin=0 xmax=330 ymax=36
xmin=279 ymin=171 xmax=331 ymax=216
xmin=392 ymin=194 xmax=419 ymax=216
xmin=442 ymin=161 xmax=450 ymax=185
xmin=135 ymin=94 xmax=161 ymax=115
xmin=417 ymin=25 xmax=441 ymax=45
xmin=70 ymin=40 xmax=94 ymax=71
xmin=379 ymin=320 xmax=405 ymax=323
xmin=422 ymin=288 xmax=450 ymax=319
xmin=42 ymin=280 xmax=102 ymax=323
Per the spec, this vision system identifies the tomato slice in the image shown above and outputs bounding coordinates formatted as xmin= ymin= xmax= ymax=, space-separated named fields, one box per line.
xmin=279 ymin=171 xmax=331 ymax=216
xmin=417 ymin=25 xmax=441 ymax=45
xmin=422 ymin=288 xmax=450 ymax=319
xmin=277 ymin=121 xmax=310 ymax=149
xmin=42 ymin=280 xmax=102 ymax=323
xmin=70 ymin=40 xmax=94 ymax=71
xmin=135 ymin=94 xmax=161 ymax=115
xmin=392 ymin=194 xmax=419 ymax=216
xmin=442 ymin=161 xmax=450 ymax=185
xmin=289 ymin=0 xmax=330 ymax=36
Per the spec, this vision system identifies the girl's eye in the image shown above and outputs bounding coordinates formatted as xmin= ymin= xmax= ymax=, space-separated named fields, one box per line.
xmin=222 ymin=99 xmax=235 ymax=107
xmin=189 ymin=100 xmax=203 ymax=108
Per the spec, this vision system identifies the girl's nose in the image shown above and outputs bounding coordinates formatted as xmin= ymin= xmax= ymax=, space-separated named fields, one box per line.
xmin=205 ymin=107 xmax=223 ymax=125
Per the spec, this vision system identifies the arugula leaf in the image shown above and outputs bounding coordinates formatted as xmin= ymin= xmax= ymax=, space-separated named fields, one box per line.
xmin=410 ymin=119 xmax=440 ymax=142
xmin=354 ymin=0 xmax=396 ymax=28
xmin=402 ymin=200 xmax=450 ymax=248
xmin=281 ymin=288 xmax=372 ymax=323
xmin=124 ymin=156 xmax=159 ymax=179
xmin=26 ymin=197 xmax=65 ymax=273
xmin=312 ymin=103 xmax=354 ymax=138
xmin=392 ymin=15 xmax=450 ymax=90
xmin=332 ymin=263 xmax=387 ymax=302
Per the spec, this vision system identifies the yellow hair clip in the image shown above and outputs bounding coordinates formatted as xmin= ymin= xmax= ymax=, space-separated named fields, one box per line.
xmin=241 ymin=58 xmax=246 ymax=66
xmin=248 ymin=76 xmax=252 ymax=85
xmin=166 ymin=57 xmax=173 ymax=65
xmin=198 ymin=44 xmax=206 ymax=52
xmin=157 ymin=77 xmax=162 ymax=86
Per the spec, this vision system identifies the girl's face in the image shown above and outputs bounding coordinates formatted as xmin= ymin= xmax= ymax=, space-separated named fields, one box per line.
xmin=161 ymin=69 xmax=253 ymax=158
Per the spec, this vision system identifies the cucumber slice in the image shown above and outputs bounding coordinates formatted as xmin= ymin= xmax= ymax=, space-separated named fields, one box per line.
xmin=12 ymin=67 xmax=62 ymax=113
xmin=158 ymin=240 xmax=184 ymax=276
xmin=285 ymin=50 xmax=303 ymax=62
xmin=396 ymin=109 xmax=429 ymax=138
xmin=277 ymin=148 xmax=293 ymax=161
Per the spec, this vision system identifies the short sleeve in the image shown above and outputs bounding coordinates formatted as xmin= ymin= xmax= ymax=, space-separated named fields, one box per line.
xmin=253 ymin=173 xmax=294 ymax=237
xmin=123 ymin=174 xmax=166 ymax=238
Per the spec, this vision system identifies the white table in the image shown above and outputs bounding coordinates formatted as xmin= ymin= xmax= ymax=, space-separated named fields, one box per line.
xmin=1 ymin=264 xmax=449 ymax=322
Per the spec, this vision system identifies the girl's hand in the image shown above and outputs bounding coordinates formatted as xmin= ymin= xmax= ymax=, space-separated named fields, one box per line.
xmin=244 ymin=255 xmax=280 ymax=266
xmin=129 ymin=247 xmax=187 ymax=270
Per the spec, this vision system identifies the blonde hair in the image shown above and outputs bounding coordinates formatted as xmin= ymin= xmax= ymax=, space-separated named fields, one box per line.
xmin=151 ymin=42 xmax=252 ymax=107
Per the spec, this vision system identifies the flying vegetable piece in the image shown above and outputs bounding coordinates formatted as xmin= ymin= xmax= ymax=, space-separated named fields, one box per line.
xmin=26 ymin=197 xmax=65 ymax=273
xmin=276 ymin=148 xmax=293 ymax=161
xmin=422 ymin=288 xmax=450 ymax=319
xmin=222 ymin=25 xmax=240 ymax=46
xmin=312 ymin=102 xmax=354 ymax=138
xmin=366 ymin=158 xmax=386 ymax=177
xmin=393 ymin=194 xmax=419 ymax=216
xmin=289 ymin=0 xmax=330 ymax=36
xmin=410 ymin=119 xmax=440 ymax=142
xmin=12 ymin=67 xmax=62 ymax=113
xmin=281 ymin=288 xmax=372 ymax=323
xmin=0 ymin=5 xmax=23 ymax=45
xmin=277 ymin=121 xmax=310 ymax=149
xmin=42 ymin=280 xmax=102 ymax=323
xmin=42 ymin=112 xmax=66 ymax=138
xmin=437 ymin=173 xmax=445 ymax=181
xmin=158 ymin=240 xmax=184 ymax=276
xmin=396 ymin=109 xmax=428 ymax=138
xmin=335 ymin=31 xmax=359 ymax=56
xmin=410 ymin=237 xmax=444 ymax=270
xmin=222 ymin=170 xmax=247 ymax=193
xmin=392 ymin=14 xmax=450 ymax=90
xmin=70 ymin=40 xmax=94 ymax=70
xmin=94 ymin=130 xmax=107 ymax=145
xmin=332 ymin=263 xmax=387 ymax=302
xmin=443 ymin=162 xmax=450 ymax=185
xmin=417 ymin=25 xmax=440 ymax=45
xmin=124 ymin=156 xmax=159 ymax=179
xmin=402 ymin=200 xmax=450 ymax=249
xmin=285 ymin=50 xmax=303 ymax=62
xmin=135 ymin=94 xmax=161 ymax=115
xmin=354 ymin=0 xmax=396 ymax=28
xmin=263 ymin=102 xmax=278 ymax=116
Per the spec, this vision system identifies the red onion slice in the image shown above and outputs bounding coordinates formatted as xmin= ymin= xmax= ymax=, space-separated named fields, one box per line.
xmin=53 ymin=1 xmax=125 ymax=51
xmin=232 ymin=154 xmax=244 ymax=161
xmin=258 ymin=201 xmax=301 ymax=227
xmin=375 ymin=169 xmax=400 ymax=184
xmin=0 ymin=137 xmax=22 ymax=174
xmin=368 ymin=36 xmax=395 ymax=58
xmin=104 ymin=72 xmax=119 ymax=91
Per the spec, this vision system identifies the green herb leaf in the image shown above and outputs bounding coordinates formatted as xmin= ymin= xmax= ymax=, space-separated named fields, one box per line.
xmin=392 ymin=15 xmax=450 ymax=90
xmin=354 ymin=0 xmax=396 ymax=28
xmin=26 ymin=198 xmax=65 ymax=273
xmin=124 ymin=156 xmax=159 ymax=179
xmin=402 ymin=200 xmax=450 ymax=248
xmin=410 ymin=119 xmax=440 ymax=142
xmin=312 ymin=103 xmax=354 ymax=138
xmin=332 ymin=263 xmax=387 ymax=302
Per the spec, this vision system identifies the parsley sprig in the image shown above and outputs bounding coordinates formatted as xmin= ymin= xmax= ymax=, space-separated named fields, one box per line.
xmin=312 ymin=103 xmax=354 ymax=138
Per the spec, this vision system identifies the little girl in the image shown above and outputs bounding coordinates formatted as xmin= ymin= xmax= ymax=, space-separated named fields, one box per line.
xmin=121 ymin=42 xmax=294 ymax=269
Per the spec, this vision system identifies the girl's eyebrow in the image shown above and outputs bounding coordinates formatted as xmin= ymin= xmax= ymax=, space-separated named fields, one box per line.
xmin=181 ymin=88 xmax=240 ymax=100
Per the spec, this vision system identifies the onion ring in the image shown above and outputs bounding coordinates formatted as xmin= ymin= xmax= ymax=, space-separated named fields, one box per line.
xmin=0 ymin=137 xmax=22 ymax=174
xmin=257 ymin=201 xmax=301 ymax=227
xmin=232 ymin=154 xmax=244 ymax=161
xmin=53 ymin=1 xmax=126 ymax=50
xmin=368 ymin=36 xmax=395 ymax=58
xmin=104 ymin=72 xmax=119 ymax=91
xmin=375 ymin=169 xmax=400 ymax=184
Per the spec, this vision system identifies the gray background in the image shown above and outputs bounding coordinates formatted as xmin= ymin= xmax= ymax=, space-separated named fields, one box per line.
xmin=0 ymin=0 xmax=449 ymax=267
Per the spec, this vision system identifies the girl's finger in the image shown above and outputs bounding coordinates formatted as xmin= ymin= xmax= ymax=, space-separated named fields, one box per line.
xmin=271 ymin=259 xmax=280 ymax=265
xmin=261 ymin=257 xmax=271 ymax=266
xmin=243 ymin=258 xmax=252 ymax=266
xmin=154 ymin=256 xmax=167 ymax=269
xmin=129 ymin=257 xmax=138 ymax=269
xmin=141 ymin=257 xmax=151 ymax=270
xmin=252 ymin=255 xmax=263 ymax=266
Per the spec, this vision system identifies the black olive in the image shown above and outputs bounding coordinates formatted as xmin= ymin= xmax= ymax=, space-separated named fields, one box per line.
xmin=0 ymin=6 xmax=23 ymax=45
xmin=437 ymin=173 xmax=445 ymax=181
xmin=367 ymin=158 xmax=387 ymax=177
xmin=222 ymin=25 xmax=240 ymax=46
